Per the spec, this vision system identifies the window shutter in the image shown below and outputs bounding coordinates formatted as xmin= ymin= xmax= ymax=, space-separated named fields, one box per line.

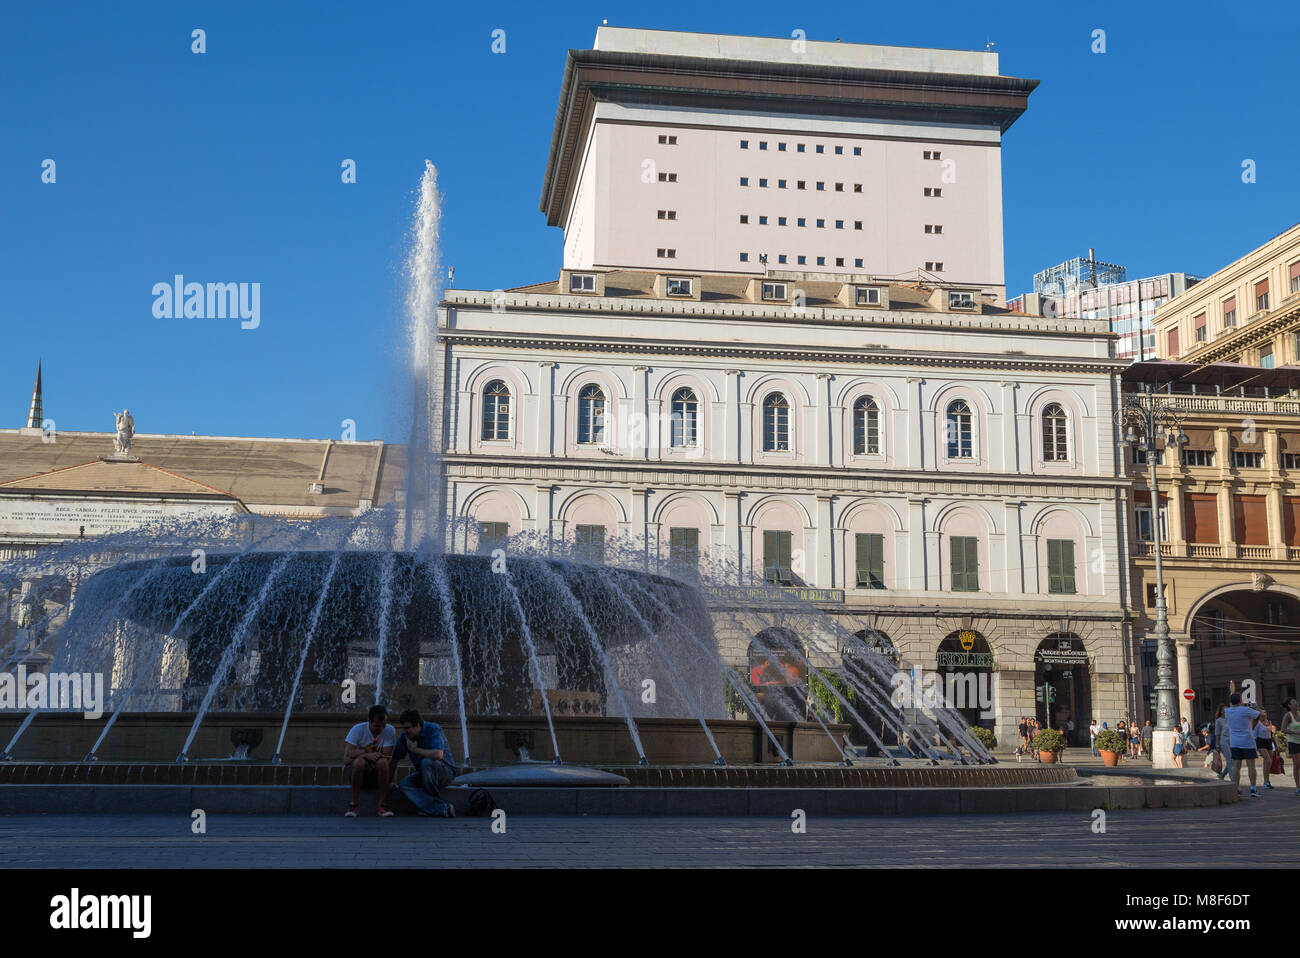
xmin=1184 ymin=494 xmax=1220 ymax=544
xmin=964 ymin=538 xmax=979 ymax=591
xmin=1285 ymin=497 xmax=1300 ymax=547
xmin=1058 ymin=540 xmax=1075 ymax=593
xmin=1233 ymin=496 xmax=1269 ymax=545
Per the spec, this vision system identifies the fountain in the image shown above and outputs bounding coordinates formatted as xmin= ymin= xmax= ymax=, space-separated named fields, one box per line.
xmin=0 ymin=161 xmax=1055 ymax=807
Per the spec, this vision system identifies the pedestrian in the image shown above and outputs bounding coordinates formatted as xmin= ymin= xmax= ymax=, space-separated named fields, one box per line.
xmin=1171 ymin=722 xmax=1187 ymax=768
xmin=1212 ymin=705 xmax=1231 ymax=780
xmin=1018 ymin=716 xmax=1029 ymax=755
xmin=1129 ymin=721 xmax=1141 ymax=759
xmin=1141 ymin=719 xmax=1152 ymax=758
xmin=1254 ymin=709 xmax=1276 ymax=791
xmin=1225 ymin=693 xmax=1263 ymax=797
xmin=393 ymin=708 xmax=459 ymax=818
xmin=1279 ymin=697 xmax=1300 ymax=796
xmin=1089 ymin=718 xmax=1098 ymax=756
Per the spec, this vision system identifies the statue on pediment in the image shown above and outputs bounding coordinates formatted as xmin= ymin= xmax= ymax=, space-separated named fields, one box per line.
xmin=113 ymin=410 xmax=135 ymax=456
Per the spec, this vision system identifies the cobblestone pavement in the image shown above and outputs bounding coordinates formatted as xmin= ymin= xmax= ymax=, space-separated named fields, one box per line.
xmin=1 ymin=789 xmax=1298 ymax=867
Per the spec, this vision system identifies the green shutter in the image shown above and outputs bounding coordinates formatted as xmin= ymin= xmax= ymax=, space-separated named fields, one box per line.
xmin=1048 ymin=539 xmax=1076 ymax=594
xmin=951 ymin=536 xmax=978 ymax=592
xmin=765 ymin=531 xmax=792 ymax=583
xmin=856 ymin=533 xmax=884 ymax=589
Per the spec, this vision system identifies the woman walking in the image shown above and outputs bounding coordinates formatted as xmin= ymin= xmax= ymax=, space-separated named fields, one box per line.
xmin=1212 ymin=705 xmax=1231 ymax=780
xmin=1171 ymin=722 xmax=1187 ymax=768
xmin=1279 ymin=697 xmax=1300 ymax=795
xmin=1255 ymin=709 xmax=1276 ymax=790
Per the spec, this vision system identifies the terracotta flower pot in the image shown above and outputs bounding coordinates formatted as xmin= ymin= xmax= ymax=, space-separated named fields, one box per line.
xmin=1099 ymin=750 xmax=1120 ymax=767
xmin=1040 ymin=750 xmax=1060 ymax=764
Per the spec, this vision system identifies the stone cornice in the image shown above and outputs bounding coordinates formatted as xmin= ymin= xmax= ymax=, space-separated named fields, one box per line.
xmin=439 ymin=329 xmax=1121 ymax=376
xmin=442 ymin=454 xmax=1127 ymax=497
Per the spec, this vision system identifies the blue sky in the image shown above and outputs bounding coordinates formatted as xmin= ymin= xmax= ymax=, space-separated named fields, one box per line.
xmin=3 ymin=0 xmax=1296 ymax=442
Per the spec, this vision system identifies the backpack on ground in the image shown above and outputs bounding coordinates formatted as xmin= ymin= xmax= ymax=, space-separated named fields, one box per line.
xmin=466 ymin=788 xmax=496 ymax=817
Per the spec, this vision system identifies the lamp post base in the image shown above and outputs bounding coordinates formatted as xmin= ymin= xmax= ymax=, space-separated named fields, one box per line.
xmin=1150 ymin=729 xmax=1180 ymax=769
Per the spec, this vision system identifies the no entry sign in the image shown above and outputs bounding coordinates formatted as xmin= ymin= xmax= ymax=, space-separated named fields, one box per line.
xmin=1183 ymin=689 xmax=1195 ymax=701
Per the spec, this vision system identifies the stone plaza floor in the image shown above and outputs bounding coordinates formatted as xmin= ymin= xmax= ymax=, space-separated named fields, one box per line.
xmin=1 ymin=787 xmax=1297 ymax=867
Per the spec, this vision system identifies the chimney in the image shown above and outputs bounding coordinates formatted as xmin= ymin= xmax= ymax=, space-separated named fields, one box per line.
xmin=25 ymin=361 xmax=42 ymax=429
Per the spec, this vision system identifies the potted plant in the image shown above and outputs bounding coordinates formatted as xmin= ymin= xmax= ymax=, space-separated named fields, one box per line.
xmin=1031 ymin=727 xmax=1068 ymax=763
xmin=1094 ymin=728 xmax=1127 ymax=766
xmin=808 ymin=672 xmax=856 ymax=724
xmin=969 ymin=726 xmax=997 ymax=751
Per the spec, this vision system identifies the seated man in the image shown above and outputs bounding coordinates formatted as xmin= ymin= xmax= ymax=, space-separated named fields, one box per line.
xmin=344 ymin=704 xmax=396 ymax=817
xmin=393 ymin=709 xmax=459 ymax=818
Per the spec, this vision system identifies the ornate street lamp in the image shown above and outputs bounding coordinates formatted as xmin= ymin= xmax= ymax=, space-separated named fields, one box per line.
xmin=1116 ymin=387 xmax=1186 ymax=763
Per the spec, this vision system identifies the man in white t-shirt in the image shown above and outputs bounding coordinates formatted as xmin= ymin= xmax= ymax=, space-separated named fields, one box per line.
xmin=1224 ymin=693 xmax=1262 ymax=797
xmin=344 ymin=704 xmax=397 ymax=817
xmin=1088 ymin=720 xmax=1098 ymax=756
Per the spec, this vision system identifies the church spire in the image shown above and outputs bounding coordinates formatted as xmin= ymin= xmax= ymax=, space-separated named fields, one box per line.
xmin=25 ymin=361 xmax=42 ymax=429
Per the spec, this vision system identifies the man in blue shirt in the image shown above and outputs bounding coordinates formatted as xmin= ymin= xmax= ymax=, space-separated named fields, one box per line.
xmin=393 ymin=709 xmax=459 ymax=818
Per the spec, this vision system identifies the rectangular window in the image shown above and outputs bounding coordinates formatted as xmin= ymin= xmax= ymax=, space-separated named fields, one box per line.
xmin=763 ymin=530 xmax=793 ymax=585
xmin=1136 ymin=504 xmax=1168 ymax=541
xmin=948 ymin=291 xmax=974 ymax=309
xmin=777 ymin=254 xmax=787 ymax=264
xmin=797 ymin=255 xmax=806 ymax=265
xmin=739 ymin=177 xmax=749 ymax=187
xmin=777 ymin=216 xmax=787 ymax=226
xmin=796 ymin=218 xmax=806 ymax=227
xmin=739 ymin=214 xmax=749 ymax=224
xmin=797 ymin=180 xmax=806 ymax=190
xmin=1233 ymin=495 xmax=1269 ymax=545
xmin=835 ymin=183 xmax=844 ymax=192
xmin=1194 ymin=312 xmax=1207 ymax=342
xmin=834 ymin=145 xmax=843 ymax=155
xmin=855 ymin=533 xmax=885 ymax=589
xmin=759 ymin=141 xmax=768 ymax=150
xmin=816 ymin=219 xmax=825 ymax=228
xmin=778 ymin=142 xmax=787 ymax=152
xmin=1261 ymin=343 xmax=1275 ymax=368
xmin=1046 ymin=539 xmax=1076 ymax=594
xmin=1291 ymin=261 xmax=1300 ymax=294
xmin=1223 ymin=296 xmax=1237 ymax=327
xmin=761 ymin=282 xmax=787 ymax=301
xmin=797 ymin=144 xmax=805 ymax=153
xmin=1132 ymin=446 xmax=1165 ymax=466
xmin=740 ymin=140 xmax=749 ymax=149
xmin=739 ymin=252 xmax=749 ymax=262
xmin=816 ymin=182 xmax=825 ymax=191
xmin=1167 ymin=327 xmax=1180 ymax=356
xmin=950 ymin=537 xmax=979 ymax=592
xmin=835 ymin=219 xmax=844 ymax=229
xmin=1184 ymin=493 xmax=1220 ymax=543
xmin=854 ymin=258 xmax=863 ymax=268
xmin=1256 ymin=279 xmax=1270 ymax=311
xmin=1232 ymin=451 xmax=1265 ymax=468
xmin=816 ymin=256 xmax=825 ymax=266
xmin=758 ymin=178 xmax=768 ymax=188
xmin=479 ymin=521 xmax=509 ymax=554
xmin=569 ymin=273 xmax=596 ymax=292
xmin=853 ymin=184 xmax=862 ymax=193
xmin=778 ymin=179 xmax=787 ymax=189
xmin=758 ymin=215 xmax=768 ymax=225
xmin=666 ymin=277 xmax=693 ymax=296
xmin=1181 ymin=448 xmax=1215 ymax=467
xmin=854 ymin=221 xmax=862 ymax=230
xmin=856 ymin=287 xmax=881 ymax=306
xmin=574 ymin=525 xmax=606 ymax=564
xmin=816 ymin=144 xmax=824 ymax=154
xmin=853 ymin=146 xmax=861 ymax=156
xmin=835 ymin=257 xmax=844 ymax=267
xmin=669 ymin=527 xmax=700 ymax=572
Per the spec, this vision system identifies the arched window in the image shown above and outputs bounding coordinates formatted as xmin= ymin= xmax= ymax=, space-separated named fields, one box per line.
xmin=1042 ymin=403 xmax=1068 ymax=461
xmin=946 ymin=399 xmax=973 ymax=459
xmin=670 ymin=387 xmax=698 ymax=447
xmin=853 ymin=396 xmax=880 ymax=455
xmin=481 ymin=380 xmax=511 ymax=441
xmin=577 ymin=384 xmax=606 ymax=444
xmin=763 ymin=393 xmax=790 ymax=451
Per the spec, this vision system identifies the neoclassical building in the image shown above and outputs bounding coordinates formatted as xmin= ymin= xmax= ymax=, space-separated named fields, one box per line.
xmin=437 ymin=270 xmax=1132 ymax=746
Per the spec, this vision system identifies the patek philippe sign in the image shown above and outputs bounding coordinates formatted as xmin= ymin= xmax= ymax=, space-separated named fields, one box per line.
xmin=0 ymin=497 xmax=237 ymax=538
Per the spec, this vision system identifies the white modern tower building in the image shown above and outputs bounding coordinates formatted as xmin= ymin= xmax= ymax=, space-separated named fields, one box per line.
xmin=540 ymin=27 xmax=1039 ymax=301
